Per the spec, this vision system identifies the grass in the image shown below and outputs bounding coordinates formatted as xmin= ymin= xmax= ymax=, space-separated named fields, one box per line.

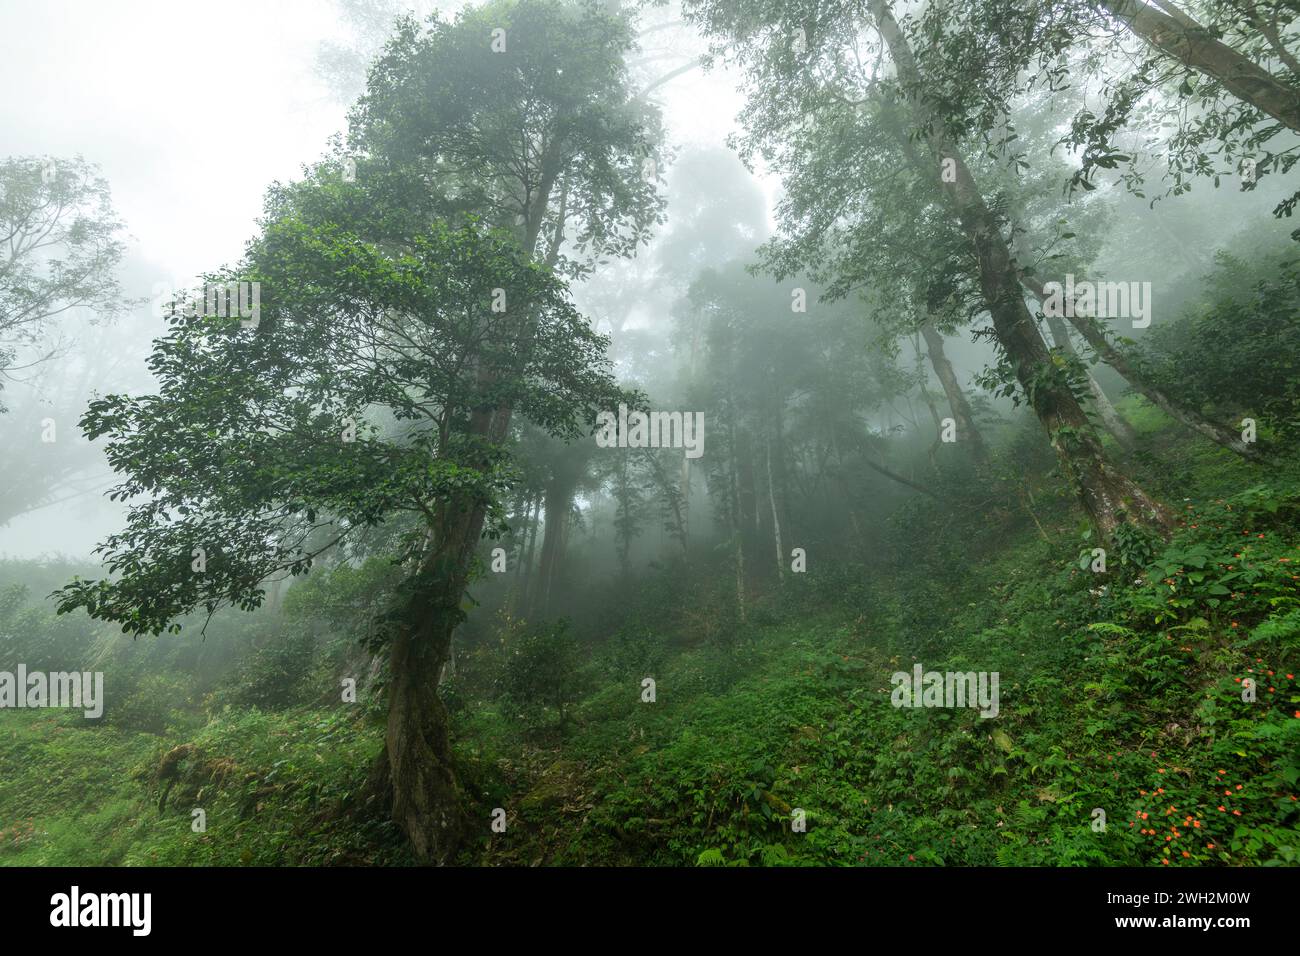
xmin=2 ymin=416 xmax=1296 ymax=867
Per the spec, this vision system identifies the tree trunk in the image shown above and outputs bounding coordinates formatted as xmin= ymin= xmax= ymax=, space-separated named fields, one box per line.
xmin=766 ymin=435 xmax=785 ymax=582
xmin=377 ymin=365 xmax=520 ymax=860
xmin=614 ymin=455 xmax=635 ymax=576
xmin=735 ymin=428 xmax=759 ymax=551
xmin=919 ymin=320 xmax=988 ymax=464
xmin=1018 ymin=271 xmax=1264 ymax=460
xmin=379 ymin=477 xmax=493 ymax=863
xmin=727 ymin=417 xmax=747 ymax=622
xmin=383 ymin=593 xmax=463 ymax=865
xmin=510 ymin=492 xmax=539 ymax=614
xmin=873 ymin=0 xmax=1172 ymax=537
xmin=533 ymin=471 xmax=576 ymax=618
xmin=679 ymin=454 xmax=691 ymax=550
xmin=1043 ymin=311 xmax=1138 ymax=451
xmin=375 ymin=143 xmax=566 ymax=863
xmin=1099 ymin=0 xmax=1300 ymax=132
xmin=642 ymin=448 xmax=689 ymax=558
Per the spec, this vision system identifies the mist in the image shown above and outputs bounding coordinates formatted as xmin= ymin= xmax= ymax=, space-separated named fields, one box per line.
xmin=1 ymin=0 xmax=1297 ymax=897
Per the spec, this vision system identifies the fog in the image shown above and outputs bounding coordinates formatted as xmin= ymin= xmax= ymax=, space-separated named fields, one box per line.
xmin=1 ymin=0 xmax=1297 ymax=877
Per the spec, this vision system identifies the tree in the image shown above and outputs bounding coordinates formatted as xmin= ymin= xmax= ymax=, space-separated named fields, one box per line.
xmin=345 ymin=0 xmax=667 ymax=641
xmin=500 ymin=619 xmax=585 ymax=733
xmin=683 ymin=0 xmax=1173 ymax=536
xmin=904 ymin=0 xmax=1300 ymax=214
xmin=0 ymin=156 xmax=133 ymax=401
xmin=919 ymin=319 xmax=989 ymax=464
xmin=54 ymin=169 xmax=621 ymax=862
xmin=530 ymin=437 xmax=598 ymax=617
xmin=58 ymin=0 xmax=664 ymax=863
xmin=348 ymin=0 xmax=664 ymax=266
xmin=871 ymin=0 xmax=1171 ymax=534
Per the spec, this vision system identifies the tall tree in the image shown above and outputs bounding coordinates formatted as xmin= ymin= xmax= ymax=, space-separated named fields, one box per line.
xmin=684 ymin=0 xmax=1173 ymax=535
xmin=870 ymin=0 xmax=1170 ymax=533
xmin=340 ymin=0 xmax=663 ymax=853
xmin=54 ymin=167 xmax=622 ymax=863
xmin=919 ymin=319 xmax=989 ymax=464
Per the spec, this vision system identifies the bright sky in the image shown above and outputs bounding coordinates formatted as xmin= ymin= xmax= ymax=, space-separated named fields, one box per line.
xmin=0 ymin=0 xmax=755 ymax=289
xmin=0 ymin=0 xmax=351 ymax=285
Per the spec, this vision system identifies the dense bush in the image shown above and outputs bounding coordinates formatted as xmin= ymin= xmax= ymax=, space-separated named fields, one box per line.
xmin=499 ymin=621 xmax=587 ymax=736
xmin=1142 ymin=248 xmax=1300 ymax=445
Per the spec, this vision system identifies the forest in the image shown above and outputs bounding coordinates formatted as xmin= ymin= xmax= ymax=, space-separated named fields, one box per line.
xmin=0 ymin=0 xmax=1297 ymax=872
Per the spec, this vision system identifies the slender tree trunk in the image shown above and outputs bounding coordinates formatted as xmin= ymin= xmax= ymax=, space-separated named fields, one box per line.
xmin=919 ymin=320 xmax=988 ymax=464
xmin=639 ymin=448 xmax=688 ymax=557
xmin=727 ymin=417 xmax=747 ymax=622
xmin=874 ymin=0 xmax=1172 ymax=536
xmin=1019 ymin=272 xmax=1264 ymax=460
xmin=1043 ymin=311 xmax=1138 ymax=450
xmin=766 ymin=435 xmax=785 ymax=582
xmin=614 ymin=456 xmax=635 ymax=576
xmin=736 ymin=428 xmax=758 ymax=549
xmin=679 ymin=456 xmax=691 ymax=550
xmin=912 ymin=335 xmax=945 ymax=470
xmin=510 ymin=492 xmax=539 ymax=614
xmin=1099 ymin=0 xmax=1300 ymax=132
